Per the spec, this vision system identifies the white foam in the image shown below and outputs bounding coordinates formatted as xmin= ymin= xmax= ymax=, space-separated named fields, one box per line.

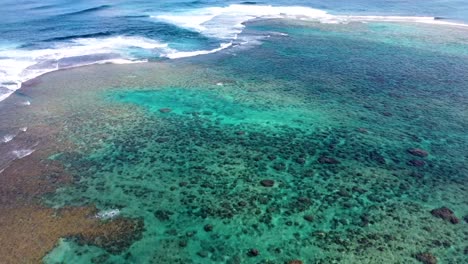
xmin=163 ymin=42 xmax=233 ymax=59
xmin=96 ymin=209 xmax=120 ymax=219
xmin=155 ymin=5 xmax=326 ymax=39
xmin=0 ymin=36 xmax=167 ymax=103
xmin=1 ymin=4 xmax=466 ymax=104
xmin=11 ymin=149 xmax=34 ymax=159
xmin=0 ymin=33 xmax=235 ymax=102
xmin=0 ymin=91 xmax=14 ymax=102
xmin=153 ymin=4 xmax=468 ymax=40
xmin=2 ymin=134 xmax=15 ymax=143
xmin=346 ymin=15 xmax=468 ymax=27
xmin=19 ymin=127 xmax=27 ymax=132
xmin=71 ymin=36 xmax=168 ymax=50
xmin=0 ymin=141 xmax=38 ymax=173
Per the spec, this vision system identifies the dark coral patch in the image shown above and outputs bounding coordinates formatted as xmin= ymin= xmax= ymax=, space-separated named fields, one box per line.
xmin=408 ymin=159 xmax=426 ymax=167
xmin=414 ymin=252 xmax=437 ymax=264
xmin=430 ymin=207 xmax=459 ymax=224
xmin=247 ymin=248 xmax=259 ymax=257
xmin=318 ymin=156 xmax=340 ymax=164
xmin=158 ymin=108 xmax=172 ymax=113
xmin=408 ymin=148 xmax=429 ymax=157
xmin=260 ymin=179 xmax=275 ymax=187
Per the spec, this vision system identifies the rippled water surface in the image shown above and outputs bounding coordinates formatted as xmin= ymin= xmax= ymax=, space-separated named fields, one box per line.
xmin=0 ymin=1 xmax=467 ymax=264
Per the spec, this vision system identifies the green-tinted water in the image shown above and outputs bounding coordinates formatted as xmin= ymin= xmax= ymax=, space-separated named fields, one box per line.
xmin=40 ymin=21 xmax=467 ymax=263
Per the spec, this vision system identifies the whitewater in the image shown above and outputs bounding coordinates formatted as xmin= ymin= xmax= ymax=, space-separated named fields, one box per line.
xmin=1 ymin=3 xmax=467 ymax=103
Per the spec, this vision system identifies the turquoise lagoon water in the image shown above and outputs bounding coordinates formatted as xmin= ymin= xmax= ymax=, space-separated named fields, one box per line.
xmin=33 ymin=20 xmax=468 ymax=263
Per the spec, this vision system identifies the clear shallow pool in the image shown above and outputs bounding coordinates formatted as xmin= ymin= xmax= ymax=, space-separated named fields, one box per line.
xmin=7 ymin=20 xmax=461 ymax=263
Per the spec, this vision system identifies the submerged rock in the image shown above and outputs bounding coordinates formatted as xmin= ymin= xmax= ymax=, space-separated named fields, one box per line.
xmin=154 ymin=210 xmax=173 ymax=221
xmin=204 ymin=224 xmax=214 ymax=232
xmin=360 ymin=214 xmax=370 ymax=227
xmin=414 ymin=252 xmax=437 ymax=264
xmin=407 ymin=159 xmax=426 ymax=167
xmin=260 ymin=179 xmax=275 ymax=187
xmin=369 ymin=151 xmax=386 ymax=165
xmin=407 ymin=148 xmax=429 ymax=157
xmin=197 ymin=250 xmax=209 ymax=258
xmin=155 ymin=137 xmax=170 ymax=143
xmin=430 ymin=207 xmax=460 ymax=224
xmin=159 ymin=108 xmax=172 ymax=113
xmin=295 ymin=158 xmax=306 ymax=165
xmin=303 ymin=215 xmax=314 ymax=222
xmin=238 ymin=200 xmax=247 ymax=207
xmin=76 ymin=217 xmax=145 ymax=254
xmin=179 ymin=240 xmax=188 ymax=247
xmin=356 ymin=128 xmax=368 ymax=134
xmin=267 ymin=155 xmax=277 ymax=161
xmin=247 ymin=248 xmax=259 ymax=257
xmin=288 ymin=260 xmax=303 ymax=264
xmin=337 ymin=188 xmax=351 ymax=197
xmin=352 ymin=186 xmax=367 ymax=194
xmin=297 ymin=197 xmax=311 ymax=204
xmin=318 ymin=156 xmax=340 ymax=164
xmin=273 ymin=163 xmax=286 ymax=171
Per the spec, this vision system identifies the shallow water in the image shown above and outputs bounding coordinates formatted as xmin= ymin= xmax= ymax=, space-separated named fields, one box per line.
xmin=0 ymin=20 xmax=459 ymax=263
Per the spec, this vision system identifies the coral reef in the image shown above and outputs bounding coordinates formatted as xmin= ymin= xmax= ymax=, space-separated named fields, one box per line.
xmin=0 ymin=19 xmax=467 ymax=264
xmin=430 ymin=207 xmax=460 ymax=224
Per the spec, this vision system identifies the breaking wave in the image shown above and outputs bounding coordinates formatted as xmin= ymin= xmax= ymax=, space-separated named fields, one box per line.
xmin=154 ymin=4 xmax=468 ymax=40
xmin=1 ymin=4 xmax=466 ymax=103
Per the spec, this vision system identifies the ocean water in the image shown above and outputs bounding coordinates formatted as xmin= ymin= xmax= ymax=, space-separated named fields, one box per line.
xmin=0 ymin=1 xmax=468 ymax=264
xmin=1 ymin=0 xmax=468 ymax=100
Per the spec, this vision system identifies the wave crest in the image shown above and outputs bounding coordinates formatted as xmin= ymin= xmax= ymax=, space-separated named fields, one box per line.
xmin=153 ymin=4 xmax=467 ymax=40
xmin=1 ymin=4 xmax=467 ymax=103
xmin=0 ymin=36 xmax=169 ymax=102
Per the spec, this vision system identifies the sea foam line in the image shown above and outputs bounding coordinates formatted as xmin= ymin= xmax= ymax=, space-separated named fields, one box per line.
xmin=0 ymin=34 xmax=238 ymax=103
xmin=0 ymin=36 xmax=165 ymax=103
xmin=12 ymin=149 xmax=35 ymax=159
xmin=163 ymin=42 xmax=233 ymax=59
xmin=153 ymin=4 xmax=468 ymax=40
xmin=2 ymin=134 xmax=15 ymax=143
xmin=1 ymin=4 xmax=467 ymax=103
xmin=0 ymin=146 xmax=37 ymax=174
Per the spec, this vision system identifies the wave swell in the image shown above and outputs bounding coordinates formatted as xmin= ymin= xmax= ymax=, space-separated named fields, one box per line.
xmin=1 ymin=4 xmax=467 ymax=103
xmin=58 ymin=4 xmax=112 ymax=17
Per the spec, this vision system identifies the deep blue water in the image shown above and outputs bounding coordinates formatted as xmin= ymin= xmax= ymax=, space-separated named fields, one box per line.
xmin=1 ymin=0 xmax=468 ymax=101
xmin=3 ymin=1 xmax=468 ymax=45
